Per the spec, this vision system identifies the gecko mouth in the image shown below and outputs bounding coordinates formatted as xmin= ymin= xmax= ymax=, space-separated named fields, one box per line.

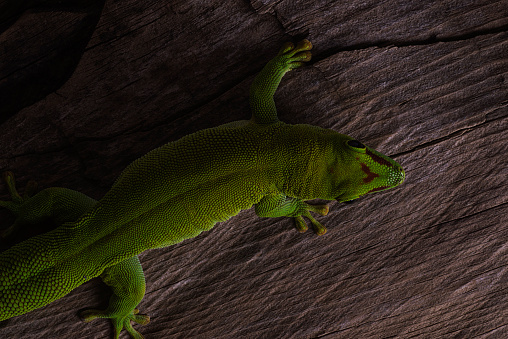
xmin=342 ymin=199 xmax=357 ymax=204
xmin=367 ymin=186 xmax=390 ymax=194
xmin=335 ymin=195 xmax=358 ymax=203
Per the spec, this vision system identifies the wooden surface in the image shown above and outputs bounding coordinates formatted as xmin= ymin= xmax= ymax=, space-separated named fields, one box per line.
xmin=1 ymin=0 xmax=507 ymax=338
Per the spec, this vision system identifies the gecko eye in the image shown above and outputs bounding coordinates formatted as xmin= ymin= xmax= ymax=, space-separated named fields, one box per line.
xmin=347 ymin=140 xmax=365 ymax=149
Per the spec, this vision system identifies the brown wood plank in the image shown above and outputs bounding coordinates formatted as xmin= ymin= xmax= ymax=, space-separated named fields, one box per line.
xmin=1 ymin=0 xmax=507 ymax=338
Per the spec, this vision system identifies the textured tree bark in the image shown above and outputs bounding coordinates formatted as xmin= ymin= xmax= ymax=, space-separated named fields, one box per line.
xmin=1 ymin=0 xmax=507 ymax=338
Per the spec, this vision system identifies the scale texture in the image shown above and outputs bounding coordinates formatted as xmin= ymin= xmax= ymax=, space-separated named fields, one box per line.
xmin=0 ymin=0 xmax=507 ymax=338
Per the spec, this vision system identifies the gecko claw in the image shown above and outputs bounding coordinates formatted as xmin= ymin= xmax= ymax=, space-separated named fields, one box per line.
xmin=277 ymin=39 xmax=313 ymax=71
xmin=292 ymin=202 xmax=329 ymax=235
xmin=81 ymin=308 xmax=150 ymax=339
xmin=278 ymin=39 xmax=312 ymax=57
xmin=0 ymin=171 xmax=41 ymax=238
xmin=3 ymin=171 xmax=23 ymax=203
xmin=295 ymin=39 xmax=312 ymax=52
xmin=307 ymin=203 xmax=329 ymax=216
xmin=279 ymin=42 xmax=295 ymax=55
xmin=306 ymin=212 xmax=327 ymax=235
xmin=294 ymin=216 xmax=309 ymax=233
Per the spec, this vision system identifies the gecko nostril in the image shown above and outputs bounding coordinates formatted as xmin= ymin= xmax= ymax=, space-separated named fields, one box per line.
xmin=399 ymin=168 xmax=406 ymax=183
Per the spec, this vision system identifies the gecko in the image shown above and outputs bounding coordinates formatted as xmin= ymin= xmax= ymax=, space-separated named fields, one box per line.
xmin=0 ymin=40 xmax=405 ymax=338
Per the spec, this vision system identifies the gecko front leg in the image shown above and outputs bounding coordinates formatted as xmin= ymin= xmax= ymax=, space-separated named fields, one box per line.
xmin=249 ymin=39 xmax=313 ymax=125
xmin=254 ymin=192 xmax=329 ymax=235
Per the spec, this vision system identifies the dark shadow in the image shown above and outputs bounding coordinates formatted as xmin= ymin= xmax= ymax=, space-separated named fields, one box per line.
xmin=0 ymin=0 xmax=106 ymax=123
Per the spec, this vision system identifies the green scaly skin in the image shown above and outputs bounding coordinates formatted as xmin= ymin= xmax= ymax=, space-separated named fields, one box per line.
xmin=0 ymin=40 xmax=404 ymax=338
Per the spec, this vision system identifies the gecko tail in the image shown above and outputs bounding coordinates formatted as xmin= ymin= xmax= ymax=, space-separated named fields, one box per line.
xmin=0 ymin=225 xmax=93 ymax=321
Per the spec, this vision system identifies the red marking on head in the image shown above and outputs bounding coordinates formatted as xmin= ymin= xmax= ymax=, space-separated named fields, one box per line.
xmin=366 ymin=149 xmax=392 ymax=167
xmin=361 ymin=163 xmax=379 ymax=184
xmin=367 ymin=186 xmax=390 ymax=193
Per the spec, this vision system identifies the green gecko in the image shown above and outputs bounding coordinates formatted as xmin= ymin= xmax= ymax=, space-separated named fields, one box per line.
xmin=0 ymin=40 xmax=404 ymax=338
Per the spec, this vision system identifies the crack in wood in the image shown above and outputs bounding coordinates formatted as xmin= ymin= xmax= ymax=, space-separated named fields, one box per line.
xmin=391 ymin=110 xmax=508 ymax=158
xmin=416 ymin=201 xmax=508 ymax=236
xmin=312 ymin=24 xmax=508 ymax=64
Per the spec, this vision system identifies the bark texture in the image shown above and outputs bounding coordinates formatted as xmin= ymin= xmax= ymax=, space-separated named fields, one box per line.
xmin=0 ymin=0 xmax=507 ymax=338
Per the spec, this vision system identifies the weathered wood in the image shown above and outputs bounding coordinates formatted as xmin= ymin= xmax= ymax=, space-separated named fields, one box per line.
xmin=0 ymin=0 xmax=507 ymax=338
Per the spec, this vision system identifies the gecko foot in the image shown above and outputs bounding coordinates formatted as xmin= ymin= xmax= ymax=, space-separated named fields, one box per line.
xmin=293 ymin=202 xmax=329 ymax=235
xmin=0 ymin=171 xmax=38 ymax=238
xmin=81 ymin=308 xmax=150 ymax=339
xmin=277 ymin=39 xmax=313 ymax=71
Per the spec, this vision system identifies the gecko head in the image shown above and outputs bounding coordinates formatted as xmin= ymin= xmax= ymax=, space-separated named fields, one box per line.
xmin=330 ymin=137 xmax=405 ymax=203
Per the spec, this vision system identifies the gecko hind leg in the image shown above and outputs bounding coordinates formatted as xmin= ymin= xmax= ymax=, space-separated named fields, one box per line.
xmin=80 ymin=256 xmax=150 ymax=339
xmin=0 ymin=171 xmax=37 ymax=207
xmin=0 ymin=171 xmax=38 ymax=238
xmin=0 ymin=171 xmax=96 ymax=239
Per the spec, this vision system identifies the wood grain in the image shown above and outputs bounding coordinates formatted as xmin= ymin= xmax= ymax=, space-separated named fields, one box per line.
xmin=1 ymin=0 xmax=507 ymax=338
